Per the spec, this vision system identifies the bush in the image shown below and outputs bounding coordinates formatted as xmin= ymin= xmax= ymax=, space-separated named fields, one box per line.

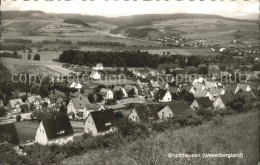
xmin=105 ymin=99 xmax=117 ymax=105
xmin=16 ymin=115 xmax=21 ymax=122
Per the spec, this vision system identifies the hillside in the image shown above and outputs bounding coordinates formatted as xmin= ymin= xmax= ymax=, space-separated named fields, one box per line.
xmin=63 ymin=18 xmax=91 ymax=28
xmin=63 ymin=109 xmax=258 ymax=165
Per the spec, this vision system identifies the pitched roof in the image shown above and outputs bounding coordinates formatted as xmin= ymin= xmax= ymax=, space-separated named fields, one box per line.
xmin=41 ymin=116 xmax=74 ymax=140
xmin=71 ymin=96 xmax=94 ymax=110
xmin=90 ymin=71 xmax=100 ymax=77
xmin=27 ymin=95 xmax=42 ymax=104
xmin=169 ymin=87 xmax=178 ymax=94
xmin=90 ymin=110 xmax=116 ymax=132
xmin=204 ymin=81 xmax=216 ymax=89
xmin=112 ymin=86 xmax=123 ymax=92
xmin=100 ymin=88 xmax=112 ymax=97
xmin=149 ymin=81 xmax=160 ymax=88
xmin=224 ymin=84 xmax=237 ymax=93
xmin=163 ymin=100 xmax=190 ymax=116
xmin=208 ymin=88 xmax=223 ymax=95
xmin=237 ymin=83 xmax=249 ymax=91
xmin=183 ymin=85 xmax=193 ymax=92
xmin=137 ymin=78 xmax=149 ymax=83
xmin=134 ymin=105 xmax=160 ymax=122
xmin=196 ymin=97 xmax=213 ymax=109
xmin=0 ymin=123 xmax=20 ymax=145
xmin=193 ymin=89 xmax=207 ymax=98
xmin=156 ymin=89 xmax=168 ymax=99
xmin=124 ymin=85 xmax=136 ymax=92
xmin=193 ymin=83 xmax=205 ymax=90
xmin=219 ymin=93 xmax=237 ymax=105
xmin=8 ymin=99 xmax=23 ymax=108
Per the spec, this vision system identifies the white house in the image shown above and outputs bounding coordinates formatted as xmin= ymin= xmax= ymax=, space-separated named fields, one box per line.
xmin=69 ymin=82 xmax=82 ymax=90
xmin=84 ymin=110 xmax=117 ymax=136
xmin=90 ymin=71 xmax=101 ymax=80
xmin=92 ymin=63 xmax=103 ymax=71
xmin=156 ymin=89 xmax=172 ymax=102
xmin=100 ymin=88 xmax=114 ymax=100
xmin=35 ymin=116 xmax=74 ymax=145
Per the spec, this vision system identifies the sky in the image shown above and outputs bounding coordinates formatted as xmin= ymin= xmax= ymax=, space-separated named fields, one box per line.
xmin=1 ymin=0 xmax=259 ymax=20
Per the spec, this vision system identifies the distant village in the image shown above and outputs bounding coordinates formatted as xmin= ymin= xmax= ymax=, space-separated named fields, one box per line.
xmin=0 ymin=55 xmax=259 ymax=152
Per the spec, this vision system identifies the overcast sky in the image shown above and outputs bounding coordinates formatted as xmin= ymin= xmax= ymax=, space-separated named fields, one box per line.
xmin=1 ymin=0 xmax=259 ymax=19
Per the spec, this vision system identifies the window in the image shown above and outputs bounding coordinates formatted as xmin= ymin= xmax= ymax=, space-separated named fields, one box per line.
xmin=169 ymin=114 xmax=172 ymax=117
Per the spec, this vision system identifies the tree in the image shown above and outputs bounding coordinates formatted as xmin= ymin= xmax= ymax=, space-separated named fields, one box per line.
xmin=16 ymin=115 xmax=21 ymax=122
xmin=114 ymin=90 xmax=124 ymax=100
xmin=0 ymin=107 xmax=7 ymax=117
xmin=28 ymin=53 xmax=31 ymax=60
xmin=105 ymin=99 xmax=117 ymax=105
xmin=88 ymin=93 xmax=97 ymax=103
xmin=33 ymin=54 xmax=40 ymax=61
xmin=21 ymin=104 xmax=29 ymax=113
xmin=128 ymin=88 xmax=136 ymax=98
xmin=97 ymin=93 xmax=104 ymax=102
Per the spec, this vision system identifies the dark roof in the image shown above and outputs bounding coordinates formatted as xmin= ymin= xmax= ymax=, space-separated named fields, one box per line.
xmin=219 ymin=93 xmax=237 ymax=105
xmin=163 ymin=100 xmax=190 ymax=116
xmin=0 ymin=123 xmax=20 ymax=145
xmin=137 ymin=78 xmax=149 ymax=83
xmin=90 ymin=110 xmax=116 ymax=132
xmin=169 ymin=87 xmax=178 ymax=94
xmin=41 ymin=116 xmax=74 ymax=140
xmin=156 ymin=89 xmax=168 ymax=99
xmin=196 ymin=97 xmax=213 ymax=109
xmin=134 ymin=105 xmax=160 ymax=122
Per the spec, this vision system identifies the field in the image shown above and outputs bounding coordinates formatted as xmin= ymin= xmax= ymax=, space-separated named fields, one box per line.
xmin=1 ymin=19 xmax=159 ymax=47
xmin=63 ymin=109 xmax=258 ymax=165
xmin=145 ymin=19 xmax=259 ymax=46
xmin=142 ymin=48 xmax=217 ymax=56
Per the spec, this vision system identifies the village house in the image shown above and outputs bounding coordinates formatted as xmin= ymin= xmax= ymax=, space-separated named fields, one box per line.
xmin=137 ymin=78 xmax=150 ymax=85
xmin=207 ymin=87 xmax=225 ymax=101
xmin=224 ymin=84 xmax=237 ymax=93
xmin=112 ymin=86 xmax=128 ymax=98
xmin=193 ymin=83 xmax=206 ymax=91
xmin=193 ymin=89 xmax=208 ymax=98
xmin=7 ymin=99 xmax=24 ymax=114
xmin=148 ymin=80 xmax=160 ymax=96
xmin=67 ymin=95 xmax=96 ymax=119
xmin=84 ymin=110 xmax=117 ymax=136
xmin=190 ymin=97 xmax=214 ymax=110
xmin=35 ymin=116 xmax=74 ymax=145
xmin=124 ymin=85 xmax=138 ymax=97
xmin=235 ymin=83 xmax=252 ymax=94
xmin=68 ymin=82 xmax=82 ymax=90
xmin=182 ymin=85 xmax=196 ymax=94
xmin=192 ymin=77 xmax=205 ymax=85
xmin=204 ymin=81 xmax=218 ymax=90
xmin=213 ymin=93 xmax=236 ymax=110
xmin=46 ymin=91 xmax=67 ymax=107
xmin=92 ymin=63 xmax=103 ymax=71
xmin=155 ymin=89 xmax=172 ymax=102
xmin=128 ymin=105 xmax=173 ymax=123
xmin=135 ymin=83 xmax=149 ymax=96
xmin=90 ymin=71 xmax=101 ymax=80
xmin=100 ymin=88 xmax=114 ymax=100
xmin=26 ymin=95 xmax=42 ymax=110
xmin=0 ymin=123 xmax=20 ymax=145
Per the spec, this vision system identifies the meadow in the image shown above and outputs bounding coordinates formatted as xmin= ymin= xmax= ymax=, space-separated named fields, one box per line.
xmin=63 ymin=109 xmax=258 ymax=165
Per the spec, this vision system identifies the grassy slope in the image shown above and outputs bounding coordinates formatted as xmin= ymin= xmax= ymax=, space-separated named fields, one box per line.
xmin=63 ymin=109 xmax=258 ymax=165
